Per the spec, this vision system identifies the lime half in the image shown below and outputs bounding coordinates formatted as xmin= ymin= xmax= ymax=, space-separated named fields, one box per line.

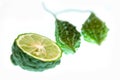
xmin=16 ymin=33 xmax=62 ymax=62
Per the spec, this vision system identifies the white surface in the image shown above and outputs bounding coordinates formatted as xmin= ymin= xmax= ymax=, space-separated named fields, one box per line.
xmin=0 ymin=0 xmax=120 ymax=80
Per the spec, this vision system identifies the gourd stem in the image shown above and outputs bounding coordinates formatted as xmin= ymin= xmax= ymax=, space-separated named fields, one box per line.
xmin=42 ymin=2 xmax=92 ymax=18
xmin=55 ymin=9 xmax=92 ymax=15
xmin=42 ymin=2 xmax=57 ymax=19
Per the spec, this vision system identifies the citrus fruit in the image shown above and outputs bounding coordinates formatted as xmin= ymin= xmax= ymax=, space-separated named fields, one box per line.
xmin=10 ymin=33 xmax=62 ymax=71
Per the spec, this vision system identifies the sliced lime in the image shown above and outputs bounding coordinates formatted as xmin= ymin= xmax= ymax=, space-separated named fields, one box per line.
xmin=16 ymin=33 xmax=62 ymax=62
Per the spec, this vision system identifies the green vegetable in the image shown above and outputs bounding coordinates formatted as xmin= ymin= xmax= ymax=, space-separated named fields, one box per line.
xmin=42 ymin=3 xmax=81 ymax=54
xmin=55 ymin=19 xmax=81 ymax=54
xmin=81 ymin=12 xmax=109 ymax=45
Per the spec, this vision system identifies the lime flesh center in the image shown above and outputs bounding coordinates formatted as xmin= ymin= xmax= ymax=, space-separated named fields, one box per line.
xmin=32 ymin=43 xmax=47 ymax=56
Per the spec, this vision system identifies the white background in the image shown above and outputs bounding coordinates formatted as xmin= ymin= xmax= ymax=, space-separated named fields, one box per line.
xmin=0 ymin=0 xmax=120 ymax=80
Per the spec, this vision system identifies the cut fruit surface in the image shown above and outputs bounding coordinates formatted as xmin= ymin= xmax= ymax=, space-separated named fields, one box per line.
xmin=16 ymin=33 xmax=62 ymax=62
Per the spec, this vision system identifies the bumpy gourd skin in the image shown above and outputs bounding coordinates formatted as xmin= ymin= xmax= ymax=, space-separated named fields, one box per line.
xmin=81 ymin=13 xmax=109 ymax=45
xmin=10 ymin=41 xmax=60 ymax=72
xmin=55 ymin=19 xmax=81 ymax=54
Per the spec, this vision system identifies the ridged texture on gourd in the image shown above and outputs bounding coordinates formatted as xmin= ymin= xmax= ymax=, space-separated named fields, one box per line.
xmin=55 ymin=19 xmax=81 ymax=54
xmin=81 ymin=13 xmax=109 ymax=45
